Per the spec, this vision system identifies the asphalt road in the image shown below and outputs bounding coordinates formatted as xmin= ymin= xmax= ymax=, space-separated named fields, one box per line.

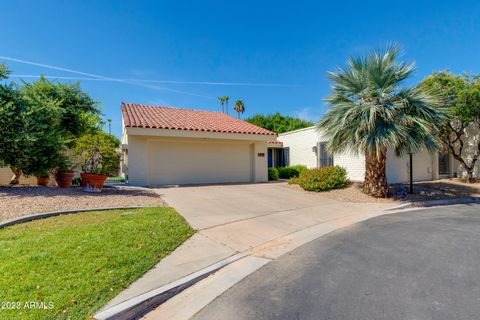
xmin=193 ymin=204 xmax=480 ymax=320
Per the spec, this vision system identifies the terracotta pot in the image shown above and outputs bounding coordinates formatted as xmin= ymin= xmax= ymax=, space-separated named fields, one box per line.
xmin=80 ymin=173 xmax=107 ymax=193
xmin=55 ymin=171 xmax=75 ymax=188
xmin=36 ymin=176 xmax=50 ymax=186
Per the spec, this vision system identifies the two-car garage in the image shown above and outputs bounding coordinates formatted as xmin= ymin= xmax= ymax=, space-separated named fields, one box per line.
xmin=146 ymin=139 xmax=254 ymax=185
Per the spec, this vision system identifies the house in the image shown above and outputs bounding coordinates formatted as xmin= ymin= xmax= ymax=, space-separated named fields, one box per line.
xmin=120 ymin=103 xmax=276 ymax=186
xmin=278 ymin=126 xmax=479 ymax=184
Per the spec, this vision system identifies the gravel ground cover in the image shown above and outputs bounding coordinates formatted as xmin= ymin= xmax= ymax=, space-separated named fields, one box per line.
xmin=286 ymin=182 xmax=395 ymax=203
xmin=0 ymin=186 xmax=164 ymax=221
xmin=392 ymin=179 xmax=480 ymax=201
xmin=287 ymin=179 xmax=480 ymax=203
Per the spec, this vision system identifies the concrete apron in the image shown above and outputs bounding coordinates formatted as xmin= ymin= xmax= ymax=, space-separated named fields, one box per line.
xmin=142 ymin=208 xmax=410 ymax=320
xmin=96 ymin=183 xmax=394 ymax=319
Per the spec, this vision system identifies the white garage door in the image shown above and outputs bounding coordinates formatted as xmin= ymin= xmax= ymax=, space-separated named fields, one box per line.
xmin=147 ymin=140 xmax=253 ymax=185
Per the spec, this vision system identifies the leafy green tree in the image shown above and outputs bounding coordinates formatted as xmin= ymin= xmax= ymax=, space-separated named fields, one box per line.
xmin=419 ymin=72 xmax=480 ymax=182
xmin=18 ymin=80 xmax=67 ymax=177
xmin=0 ymin=69 xmax=102 ymax=183
xmin=0 ymin=79 xmax=30 ymax=183
xmin=245 ymin=112 xmax=314 ymax=133
xmin=233 ymin=100 xmax=245 ymax=118
xmin=73 ymin=132 xmax=120 ymax=176
xmin=318 ymin=45 xmax=446 ymax=197
xmin=21 ymin=76 xmax=101 ymax=144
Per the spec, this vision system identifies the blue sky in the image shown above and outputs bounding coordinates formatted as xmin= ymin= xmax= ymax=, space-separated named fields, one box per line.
xmin=2 ymin=1 xmax=480 ymax=137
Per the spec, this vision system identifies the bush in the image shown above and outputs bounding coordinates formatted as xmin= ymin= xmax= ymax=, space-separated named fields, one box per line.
xmin=268 ymin=167 xmax=279 ymax=181
xmin=73 ymin=132 xmax=121 ymax=176
xmin=278 ymin=165 xmax=307 ymax=179
xmin=297 ymin=166 xmax=348 ymax=191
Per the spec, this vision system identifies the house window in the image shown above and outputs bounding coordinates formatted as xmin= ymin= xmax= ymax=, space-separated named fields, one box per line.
xmin=268 ymin=147 xmax=290 ymax=168
xmin=438 ymin=151 xmax=450 ymax=175
xmin=318 ymin=142 xmax=334 ymax=167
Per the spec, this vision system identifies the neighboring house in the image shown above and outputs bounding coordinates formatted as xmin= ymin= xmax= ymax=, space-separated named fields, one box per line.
xmin=278 ymin=126 xmax=479 ymax=184
xmin=120 ymin=103 xmax=276 ymax=186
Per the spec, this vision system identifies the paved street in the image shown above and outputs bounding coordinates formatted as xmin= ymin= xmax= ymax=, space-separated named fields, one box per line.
xmin=193 ymin=204 xmax=480 ymax=320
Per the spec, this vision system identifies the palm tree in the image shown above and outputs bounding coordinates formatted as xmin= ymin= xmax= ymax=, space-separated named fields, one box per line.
xmin=107 ymin=118 xmax=112 ymax=134
xmin=224 ymin=96 xmax=230 ymax=115
xmin=318 ymin=44 xmax=446 ymax=198
xmin=233 ymin=100 xmax=245 ymax=118
xmin=218 ymin=97 xmax=225 ymax=113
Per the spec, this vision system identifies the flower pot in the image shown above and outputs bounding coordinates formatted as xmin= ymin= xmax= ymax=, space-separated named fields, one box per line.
xmin=55 ymin=171 xmax=75 ymax=188
xmin=80 ymin=173 xmax=107 ymax=193
xmin=36 ymin=176 xmax=50 ymax=186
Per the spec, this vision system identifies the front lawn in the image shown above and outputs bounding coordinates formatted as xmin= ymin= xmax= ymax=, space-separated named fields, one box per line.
xmin=0 ymin=207 xmax=194 ymax=320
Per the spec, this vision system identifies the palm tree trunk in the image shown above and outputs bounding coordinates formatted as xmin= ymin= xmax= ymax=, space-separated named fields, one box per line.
xmin=364 ymin=150 xmax=388 ymax=198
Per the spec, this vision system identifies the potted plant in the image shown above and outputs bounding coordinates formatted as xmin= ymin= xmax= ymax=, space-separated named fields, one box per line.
xmin=55 ymin=150 xmax=77 ymax=188
xmin=34 ymin=170 xmax=50 ymax=186
xmin=74 ymin=132 xmax=120 ymax=193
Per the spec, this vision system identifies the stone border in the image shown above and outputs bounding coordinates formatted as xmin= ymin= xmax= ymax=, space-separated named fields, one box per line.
xmin=0 ymin=206 xmax=156 ymax=229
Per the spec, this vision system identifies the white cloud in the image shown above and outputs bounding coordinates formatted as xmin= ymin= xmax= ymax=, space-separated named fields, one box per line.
xmin=293 ymin=107 xmax=324 ymax=123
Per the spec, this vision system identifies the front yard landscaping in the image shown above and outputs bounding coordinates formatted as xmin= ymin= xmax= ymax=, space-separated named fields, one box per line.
xmin=0 ymin=186 xmax=164 ymax=222
xmin=287 ymin=178 xmax=480 ymax=204
xmin=0 ymin=207 xmax=194 ymax=320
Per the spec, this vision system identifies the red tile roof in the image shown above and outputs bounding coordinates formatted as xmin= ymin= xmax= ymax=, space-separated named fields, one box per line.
xmin=121 ymin=103 xmax=276 ymax=136
xmin=268 ymin=140 xmax=283 ymax=144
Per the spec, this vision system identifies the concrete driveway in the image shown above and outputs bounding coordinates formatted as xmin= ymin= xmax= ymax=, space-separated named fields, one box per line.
xmin=156 ymin=182 xmax=390 ymax=252
xmin=103 ymin=182 xmax=392 ymax=315
xmin=193 ymin=204 xmax=480 ymax=320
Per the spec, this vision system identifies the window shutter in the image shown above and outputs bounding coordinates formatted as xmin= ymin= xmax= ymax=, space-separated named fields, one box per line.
xmin=318 ymin=142 xmax=334 ymax=167
xmin=283 ymin=147 xmax=290 ymax=166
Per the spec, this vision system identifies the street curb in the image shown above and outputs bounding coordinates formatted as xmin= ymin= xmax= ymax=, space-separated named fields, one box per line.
xmin=93 ymin=251 xmax=248 ymax=320
xmin=385 ymin=197 xmax=480 ymax=211
xmin=0 ymin=206 xmax=156 ymax=229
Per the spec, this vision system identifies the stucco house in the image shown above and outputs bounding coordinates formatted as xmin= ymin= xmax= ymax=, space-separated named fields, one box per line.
xmin=120 ymin=103 xmax=276 ymax=186
xmin=276 ymin=126 xmax=479 ymax=184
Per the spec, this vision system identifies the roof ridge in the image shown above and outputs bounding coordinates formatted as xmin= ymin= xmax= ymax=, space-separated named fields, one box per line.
xmin=121 ymin=102 xmax=226 ymax=115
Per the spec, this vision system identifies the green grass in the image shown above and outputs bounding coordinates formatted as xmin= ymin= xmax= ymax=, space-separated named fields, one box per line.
xmin=105 ymin=176 xmax=126 ymax=183
xmin=0 ymin=207 xmax=194 ymax=320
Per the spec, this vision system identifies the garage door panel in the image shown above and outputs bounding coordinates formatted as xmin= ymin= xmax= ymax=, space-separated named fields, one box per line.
xmin=148 ymin=140 xmax=253 ymax=185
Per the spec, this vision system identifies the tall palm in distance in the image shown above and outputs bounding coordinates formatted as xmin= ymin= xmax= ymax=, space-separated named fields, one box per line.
xmin=218 ymin=96 xmax=225 ymax=113
xmin=318 ymin=44 xmax=446 ymax=198
xmin=224 ymin=96 xmax=230 ymax=115
xmin=233 ymin=100 xmax=245 ymax=118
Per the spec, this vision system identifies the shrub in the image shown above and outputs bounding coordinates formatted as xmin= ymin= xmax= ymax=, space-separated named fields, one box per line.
xmin=297 ymin=166 xmax=348 ymax=191
xmin=73 ymin=132 xmax=121 ymax=176
xmin=278 ymin=165 xmax=307 ymax=179
xmin=268 ymin=167 xmax=279 ymax=181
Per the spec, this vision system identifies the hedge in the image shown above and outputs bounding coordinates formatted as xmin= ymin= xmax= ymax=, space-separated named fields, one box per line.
xmin=277 ymin=165 xmax=307 ymax=179
xmin=295 ymin=166 xmax=348 ymax=191
xmin=268 ymin=167 xmax=279 ymax=181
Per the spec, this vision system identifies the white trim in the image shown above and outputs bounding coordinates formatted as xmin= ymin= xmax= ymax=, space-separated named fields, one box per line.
xmin=126 ymin=127 xmax=274 ymax=142
xmin=278 ymin=126 xmax=316 ymax=136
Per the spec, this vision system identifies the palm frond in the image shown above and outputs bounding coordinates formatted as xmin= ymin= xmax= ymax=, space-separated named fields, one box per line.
xmin=319 ymin=44 xmax=447 ymax=159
